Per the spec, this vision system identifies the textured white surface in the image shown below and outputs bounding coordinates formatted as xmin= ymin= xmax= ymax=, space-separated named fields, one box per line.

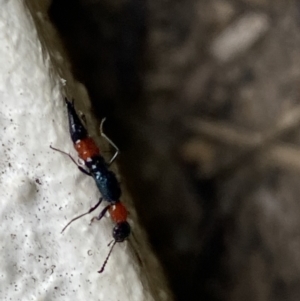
xmin=0 ymin=1 xmax=156 ymax=300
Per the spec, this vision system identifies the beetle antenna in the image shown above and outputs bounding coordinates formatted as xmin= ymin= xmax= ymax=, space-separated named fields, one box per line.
xmin=98 ymin=240 xmax=117 ymax=273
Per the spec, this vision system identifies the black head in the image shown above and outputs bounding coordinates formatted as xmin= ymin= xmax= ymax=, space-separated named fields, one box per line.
xmin=112 ymin=221 xmax=131 ymax=242
xmin=98 ymin=221 xmax=131 ymax=273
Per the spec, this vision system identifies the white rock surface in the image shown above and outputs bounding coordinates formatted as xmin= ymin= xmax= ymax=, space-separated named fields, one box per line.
xmin=0 ymin=1 xmax=165 ymax=300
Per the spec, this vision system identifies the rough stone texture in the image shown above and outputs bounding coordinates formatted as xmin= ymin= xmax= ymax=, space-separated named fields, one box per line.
xmin=49 ymin=0 xmax=300 ymax=300
xmin=0 ymin=1 xmax=172 ymax=300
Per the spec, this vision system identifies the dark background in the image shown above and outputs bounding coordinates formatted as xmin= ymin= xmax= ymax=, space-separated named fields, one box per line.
xmin=49 ymin=1 xmax=300 ymax=300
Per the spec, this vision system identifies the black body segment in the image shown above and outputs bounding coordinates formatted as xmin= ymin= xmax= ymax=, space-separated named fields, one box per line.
xmin=113 ymin=221 xmax=131 ymax=242
xmin=65 ymin=98 xmax=88 ymax=143
xmin=85 ymin=156 xmax=121 ymax=202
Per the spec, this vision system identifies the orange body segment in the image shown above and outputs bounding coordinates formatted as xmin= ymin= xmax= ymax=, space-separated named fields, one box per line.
xmin=75 ymin=137 xmax=99 ymax=160
xmin=109 ymin=202 xmax=128 ymax=223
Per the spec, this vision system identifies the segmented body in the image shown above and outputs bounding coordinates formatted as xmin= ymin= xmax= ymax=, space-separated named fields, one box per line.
xmin=65 ymin=99 xmax=122 ymax=204
xmin=51 ymin=98 xmax=132 ymax=272
xmin=64 ymin=98 xmax=130 ymax=243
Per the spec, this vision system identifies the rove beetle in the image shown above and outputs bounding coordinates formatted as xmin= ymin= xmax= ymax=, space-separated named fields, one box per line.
xmin=51 ymin=98 xmax=130 ymax=272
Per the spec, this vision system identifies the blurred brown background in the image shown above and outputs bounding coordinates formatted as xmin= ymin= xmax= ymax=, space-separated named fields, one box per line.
xmin=49 ymin=1 xmax=300 ymax=300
